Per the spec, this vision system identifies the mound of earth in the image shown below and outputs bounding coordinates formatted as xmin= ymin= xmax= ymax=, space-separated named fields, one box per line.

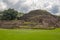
xmin=19 ymin=10 xmax=60 ymax=29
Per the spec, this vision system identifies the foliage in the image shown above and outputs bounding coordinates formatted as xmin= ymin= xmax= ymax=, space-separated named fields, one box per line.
xmin=1 ymin=8 xmax=18 ymax=20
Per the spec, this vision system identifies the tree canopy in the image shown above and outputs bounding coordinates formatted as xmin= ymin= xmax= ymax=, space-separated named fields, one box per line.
xmin=0 ymin=8 xmax=24 ymax=20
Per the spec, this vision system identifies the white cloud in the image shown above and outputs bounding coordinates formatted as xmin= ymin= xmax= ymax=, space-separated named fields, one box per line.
xmin=0 ymin=2 xmax=7 ymax=11
xmin=21 ymin=0 xmax=60 ymax=12
xmin=7 ymin=0 xmax=19 ymax=5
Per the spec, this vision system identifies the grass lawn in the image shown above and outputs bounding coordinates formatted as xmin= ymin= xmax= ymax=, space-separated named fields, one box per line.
xmin=0 ymin=28 xmax=60 ymax=40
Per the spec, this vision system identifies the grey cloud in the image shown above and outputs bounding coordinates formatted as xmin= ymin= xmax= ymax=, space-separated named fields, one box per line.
xmin=50 ymin=5 xmax=59 ymax=14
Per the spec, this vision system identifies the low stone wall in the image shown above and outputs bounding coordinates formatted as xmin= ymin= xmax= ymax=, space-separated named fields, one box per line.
xmin=0 ymin=20 xmax=24 ymax=29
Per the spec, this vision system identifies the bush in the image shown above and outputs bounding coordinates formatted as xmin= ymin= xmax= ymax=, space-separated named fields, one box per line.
xmin=1 ymin=8 xmax=18 ymax=20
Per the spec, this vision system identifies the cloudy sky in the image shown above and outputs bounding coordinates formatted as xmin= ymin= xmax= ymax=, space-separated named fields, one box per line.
xmin=0 ymin=0 xmax=60 ymax=15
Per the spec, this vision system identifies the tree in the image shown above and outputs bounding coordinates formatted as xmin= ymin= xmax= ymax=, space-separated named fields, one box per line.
xmin=17 ymin=12 xmax=24 ymax=20
xmin=1 ymin=8 xmax=18 ymax=20
xmin=0 ymin=11 xmax=3 ymax=20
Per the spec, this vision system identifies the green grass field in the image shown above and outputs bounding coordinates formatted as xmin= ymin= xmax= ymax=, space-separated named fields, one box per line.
xmin=0 ymin=28 xmax=60 ymax=40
